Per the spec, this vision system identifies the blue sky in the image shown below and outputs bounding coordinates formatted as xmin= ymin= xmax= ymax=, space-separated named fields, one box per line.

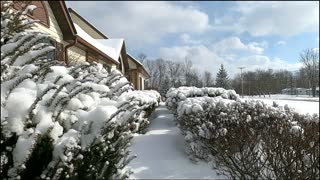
xmin=66 ymin=1 xmax=319 ymax=77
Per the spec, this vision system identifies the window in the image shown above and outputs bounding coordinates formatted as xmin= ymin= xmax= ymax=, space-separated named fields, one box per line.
xmin=103 ymin=64 xmax=111 ymax=73
xmin=55 ymin=41 xmax=64 ymax=60
xmin=41 ymin=38 xmax=64 ymax=61
xmin=13 ymin=1 xmax=49 ymax=27
xmin=118 ymin=57 xmax=123 ymax=71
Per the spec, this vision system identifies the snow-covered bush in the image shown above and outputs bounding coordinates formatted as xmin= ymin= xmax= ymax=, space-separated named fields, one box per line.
xmin=165 ymin=86 xmax=239 ymax=114
xmin=172 ymin=94 xmax=319 ymax=179
xmin=1 ymin=2 xmax=159 ymax=179
xmin=118 ymin=90 xmax=160 ymax=133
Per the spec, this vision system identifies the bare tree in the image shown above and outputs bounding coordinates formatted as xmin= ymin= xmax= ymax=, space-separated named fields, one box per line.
xmin=203 ymin=71 xmax=214 ymax=87
xmin=156 ymin=58 xmax=167 ymax=88
xmin=138 ymin=53 xmax=147 ymax=64
xmin=299 ymin=48 xmax=319 ymax=97
xmin=183 ymin=58 xmax=193 ymax=86
xmin=167 ymin=61 xmax=183 ymax=87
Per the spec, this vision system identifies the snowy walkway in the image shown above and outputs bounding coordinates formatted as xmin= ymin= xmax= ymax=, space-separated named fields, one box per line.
xmin=127 ymin=103 xmax=224 ymax=179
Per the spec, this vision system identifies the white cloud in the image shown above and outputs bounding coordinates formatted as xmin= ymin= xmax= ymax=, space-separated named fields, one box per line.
xmin=212 ymin=37 xmax=267 ymax=54
xmin=276 ymin=41 xmax=286 ymax=46
xmin=236 ymin=55 xmax=302 ymax=72
xmin=230 ymin=1 xmax=319 ymax=36
xmin=180 ymin=33 xmax=202 ymax=45
xmin=159 ymin=45 xmax=224 ymax=75
xmin=66 ymin=1 xmax=210 ymax=48
xmin=159 ymin=44 xmax=302 ymax=78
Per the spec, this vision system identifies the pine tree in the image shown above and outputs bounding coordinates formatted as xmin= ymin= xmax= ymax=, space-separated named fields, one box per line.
xmin=1 ymin=2 xmax=162 ymax=180
xmin=216 ymin=64 xmax=230 ymax=89
xmin=1 ymin=1 xmax=55 ymax=79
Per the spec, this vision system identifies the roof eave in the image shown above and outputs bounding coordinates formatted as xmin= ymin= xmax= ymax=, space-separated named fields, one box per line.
xmin=76 ymin=35 xmax=119 ymax=65
xmin=127 ymin=54 xmax=151 ymax=77
xmin=68 ymin=8 xmax=109 ymax=39
xmin=48 ymin=1 xmax=77 ymax=40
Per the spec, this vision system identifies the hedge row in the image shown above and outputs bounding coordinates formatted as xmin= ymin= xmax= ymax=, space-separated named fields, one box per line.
xmin=166 ymin=87 xmax=319 ymax=179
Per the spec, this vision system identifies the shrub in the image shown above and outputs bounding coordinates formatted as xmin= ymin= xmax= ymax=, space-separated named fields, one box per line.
xmin=167 ymin=87 xmax=319 ymax=179
xmin=1 ymin=2 xmax=159 ymax=179
xmin=166 ymin=86 xmax=239 ymax=116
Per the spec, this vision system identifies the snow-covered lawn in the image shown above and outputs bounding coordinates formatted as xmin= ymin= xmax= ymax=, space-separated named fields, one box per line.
xmin=244 ymin=94 xmax=319 ymax=102
xmin=243 ymin=95 xmax=319 ymax=115
xmin=127 ymin=103 xmax=225 ymax=179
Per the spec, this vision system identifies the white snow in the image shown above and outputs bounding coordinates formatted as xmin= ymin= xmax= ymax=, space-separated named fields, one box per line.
xmin=97 ymin=39 xmax=124 ymax=61
xmin=12 ymin=133 xmax=36 ymax=167
xmin=5 ymin=87 xmax=37 ymax=135
xmin=74 ymin=23 xmax=123 ymax=62
xmin=244 ymin=94 xmax=319 ymax=102
xmin=244 ymin=95 xmax=319 ymax=115
xmin=52 ymin=129 xmax=79 ymax=162
xmin=127 ymin=103 xmax=225 ymax=179
xmin=290 ymin=125 xmax=304 ymax=136
xmin=50 ymin=122 xmax=63 ymax=142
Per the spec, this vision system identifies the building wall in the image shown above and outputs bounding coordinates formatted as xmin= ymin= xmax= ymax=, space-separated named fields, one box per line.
xmin=16 ymin=1 xmax=149 ymax=90
xmin=128 ymin=57 xmax=137 ymax=69
xmin=119 ymin=55 xmax=125 ymax=74
xmin=68 ymin=46 xmax=86 ymax=65
xmin=138 ymin=73 xmax=145 ymax=90
xmin=127 ymin=56 xmax=149 ymax=90
xmin=32 ymin=1 xmax=66 ymax=44
xmin=69 ymin=12 xmax=105 ymax=39
xmin=111 ymin=64 xmax=118 ymax=71
xmin=128 ymin=69 xmax=138 ymax=89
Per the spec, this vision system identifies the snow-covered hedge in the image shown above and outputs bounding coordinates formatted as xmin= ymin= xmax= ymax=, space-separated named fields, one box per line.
xmin=118 ymin=90 xmax=161 ymax=133
xmin=167 ymin=87 xmax=319 ymax=179
xmin=166 ymin=86 xmax=239 ymax=113
xmin=1 ymin=2 xmax=160 ymax=179
xmin=1 ymin=61 xmax=160 ymax=179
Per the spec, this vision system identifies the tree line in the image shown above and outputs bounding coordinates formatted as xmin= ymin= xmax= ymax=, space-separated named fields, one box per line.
xmin=138 ymin=48 xmax=319 ymax=97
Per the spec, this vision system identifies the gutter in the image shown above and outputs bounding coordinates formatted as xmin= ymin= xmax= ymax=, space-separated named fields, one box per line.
xmin=64 ymin=37 xmax=77 ymax=66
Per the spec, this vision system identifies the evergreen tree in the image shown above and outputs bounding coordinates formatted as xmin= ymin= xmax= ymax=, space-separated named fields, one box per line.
xmin=1 ymin=2 xmax=160 ymax=179
xmin=216 ymin=64 xmax=230 ymax=89
xmin=1 ymin=0 xmax=55 ymax=81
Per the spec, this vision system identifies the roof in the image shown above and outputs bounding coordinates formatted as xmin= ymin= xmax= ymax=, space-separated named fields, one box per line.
xmin=127 ymin=53 xmax=151 ymax=78
xmin=97 ymin=39 xmax=124 ymax=61
xmin=74 ymin=23 xmax=122 ymax=63
xmin=68 ymin=8 xmax=109 ymax=39
xmin=48 ymin=1 xmax=76 ymax=40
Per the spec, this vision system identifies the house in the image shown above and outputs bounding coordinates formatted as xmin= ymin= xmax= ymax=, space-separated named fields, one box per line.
xmin=127 ymin=54 xmax=150 ymax=90
xmin=68 ymin=8 xmax=150 ymax=89
xmin=68 ymin=8 xmax=126 ymax=73
xmin=306 ymin=87 xmax=320 ymax=96
xmin=281 ymin=87 xmax=311 ymax=96
xmin=13 ymin=1 xmax=75 ymax=62
xmin=12 ymin=1 xmax=149 ymax=90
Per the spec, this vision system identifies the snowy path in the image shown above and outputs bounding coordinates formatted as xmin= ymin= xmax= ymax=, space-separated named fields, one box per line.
xmin=127 ymin=103 xmax=224 ymax=179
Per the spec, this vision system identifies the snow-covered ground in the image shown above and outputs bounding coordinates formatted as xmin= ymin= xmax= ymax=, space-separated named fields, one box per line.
xmin=127 ymin=103 xmax=225 ymax=179
xmin=243 ymin=94 xmax=319 ymax=102
xmin=126 ymin=94 xmax=318 ymax=179
xmin=244 ymin=95 xmax=319 ymax=115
